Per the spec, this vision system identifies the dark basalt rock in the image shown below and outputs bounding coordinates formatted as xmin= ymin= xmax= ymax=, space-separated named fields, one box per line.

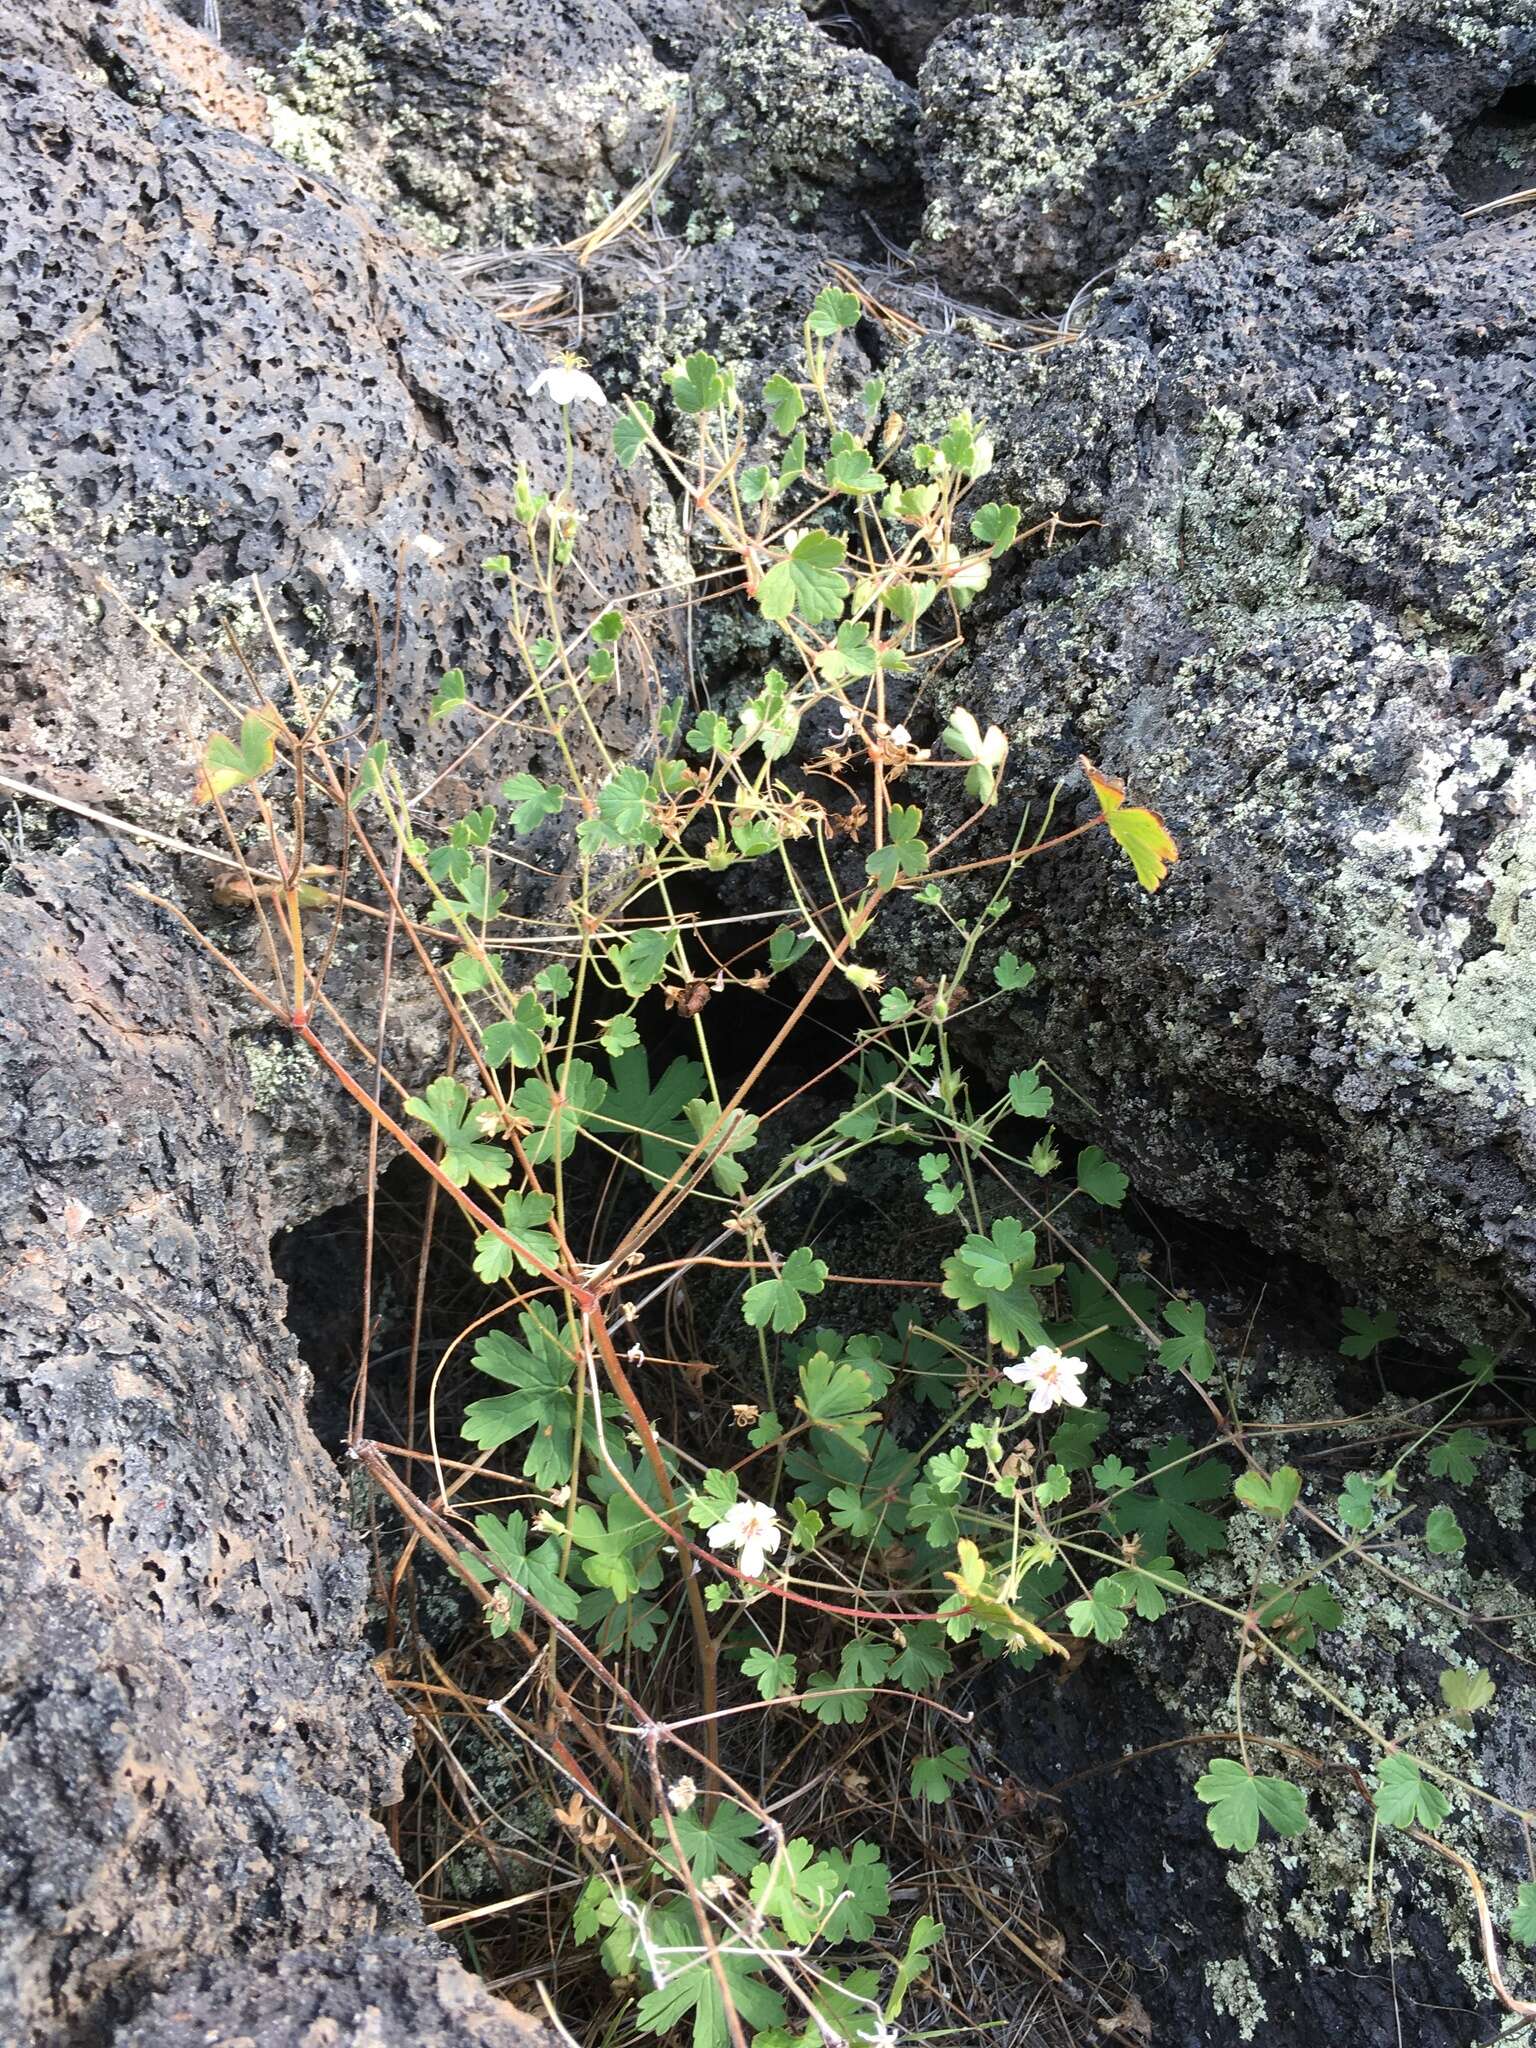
xmin=260 ymin=0 xmax=700 ymax=251
xmin=0 ymin=49 xmax=666 ymax=1221
xmin=111 ymin=1936 xmax=563 ymax=2047
xmin=877 ymin=166 xmax=1536 ymax=1342
xmin=0 ymin=24 xmax=655 ymax=2043
xmin=674 ymin=1 xmax=919 ymax=245
xmin=0 ymin=846 xmax=419 ymax=2045
xmin=917 ymin=0 xmax=1536 ymax=312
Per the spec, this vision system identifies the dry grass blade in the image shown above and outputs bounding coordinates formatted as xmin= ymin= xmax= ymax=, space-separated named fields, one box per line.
xmin=449 ymin=107 xmax=682 ymax=331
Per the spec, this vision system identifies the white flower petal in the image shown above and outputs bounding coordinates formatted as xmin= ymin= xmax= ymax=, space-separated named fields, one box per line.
xmin=528 ymin=362 xmax=608 ymax=408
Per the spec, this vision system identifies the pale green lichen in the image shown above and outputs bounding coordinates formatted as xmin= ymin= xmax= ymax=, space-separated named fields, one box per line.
xmin=920 ymin=0 xmax=1536 ymax=296
xmin=1 ymin=473 xmax=59 ymax=543
xmin=264 ymin=23 xmax=672 ymax=249
xmin=1203 ymin=1956 xmax=1269 ymax=2040
xmin=265 ymin=95 xmax=341 ymax=174
xmin=687 ymin=2 xmax=914 ymax=228
xmin=241 ymin=1036 xmax=322 ymax=1116
xmin=1152 ymin=144 xmax=1264 ymax=232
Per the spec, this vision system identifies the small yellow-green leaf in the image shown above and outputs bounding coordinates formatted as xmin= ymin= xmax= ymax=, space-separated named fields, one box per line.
xmin=196 ymin=706 xmax=286 ymax=803
xmin=1081 ymin=758 xmax=1179 ymax=891
xmin=1234 ymin=1465 xmax=1302 ymax=1520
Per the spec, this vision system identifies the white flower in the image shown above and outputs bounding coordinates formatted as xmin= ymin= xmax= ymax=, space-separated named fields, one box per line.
xmin=1002 ymin=1343 xmax=1088 ymax=1415
xmin=527 ymin=361 xmax=608 ymax=408
xmin=885 ymin=724 xmax=913 ymax=749
xmin=625 ymin=1343 xmax=645 ymax=1365
xmin=668 ymin=1775 xmax=698 ymax=1813
xmin=707 ymin=1497 xmax=783 ymax=1581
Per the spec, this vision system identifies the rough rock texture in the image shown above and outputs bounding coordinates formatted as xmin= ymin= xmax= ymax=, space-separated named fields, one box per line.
xmin=0 ymin=20 xmax=652 ymax=2044
xmin=0 ymin=867 xmax=563 ymax=2048
xmin=0 ymin=845 xmax=409 ymax=2045
xmin=113 ymin=1937 xmax=560 ymax=2047
xmin=918 ymin=0 xmax=1536 ymax=310
xmin=0 ymin=0 xmax=268 ymax=134
xmin=1 ymin=49 xmax=670 ymax=1220
xmin=877 ymin=167 xmax=1536 ymax=1341
xmin=261 ymin=0 xmax=688 ymax=250
xmin=994 ymin=1315 xmax=1536 ymax=2048
xmin=676 ymin=1 xmax=919 ymax=241
xmin=851 ymin=0 xmax=1016 ymax=80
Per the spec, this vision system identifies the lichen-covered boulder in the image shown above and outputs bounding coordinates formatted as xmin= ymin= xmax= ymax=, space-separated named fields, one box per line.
xmin=880 ymin=164 xmax=1536 ymax=1341
xmin=676 ymin=1 xmax=918 ymax=241
xmin=918 ymin=0 xmax=1536 ymax=309
xmin=258 ymin=0 xmax=689 ymax=249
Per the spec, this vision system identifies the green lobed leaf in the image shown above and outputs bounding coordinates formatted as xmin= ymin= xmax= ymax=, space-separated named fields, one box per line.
xmin=743 ymin=1246 xmax=830 ymax=1334
xmin=652 ymin=1796 xmax=761 ymax=1880
xmin=1234 ymin=1465 xmax=1302 ymax=1520
xmin=1196 ymin=1759 xmax=1309 ymax=1853
xmin=756 ymin=529 xmax=849 ymax=628
xmin=1076 ymin=1145 xmax=1128 ymax=1208
xmin=510 ymin=1060 xmax=609 ymax=1163
xmin=502 ymin=771 xmax=566 ymax=835
xmin=404 ymin=1075 xmax=511 ymax=1191
xmin=1439 ymin=1666 xmax=1496 ymax=1720
xmin=1159 ymin=1297 xmax=1217 ymax=1381
xmin=808 ymin=286 xmax=861 ymax=336
xmin=1427 ymin=1428 xmax=1490 ymax=1484
xmin=472 ymin=1187 xmax=560 ymax=1284
xmin=612 ymin=398 xmax=654 ymax=467
xmin=1106 ymin=1437 xmax=1230 ymax=1558
xmin=763 ymin=370 xmax=805 ymax=434
xmin=1374 ymin=1754 xmax=1449 ymax=1831
xmin=668 ymin=351 xmax=729 ymax=414
xmin=741 ymin=1645 xmax=798 ymax=1701
xmin=1340 ymin=1305 xmax=1399 ymax=1358
xmin=911 ymin=1747 xmax=971 ymax=1803
xmin=1066 ymin=1576 xmax=1133 ymax=1644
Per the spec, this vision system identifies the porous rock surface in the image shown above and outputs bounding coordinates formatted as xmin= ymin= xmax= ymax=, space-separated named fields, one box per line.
xmin=917 ymin=0 xmax=1536 ymax=311
xmin=113 ymin=1937 xmax=560 ymax=2047
xmin=0 ymin=13 xmax=656 ymax=2043
xmin=6 ymin=0 xmax=1536 ymax=2042
xmin=886 ymin=160 xmax=1536 ymax=1341
xmin=676 ymin=1 xmax=918 ymax=241
xmin=615 ymin=0 xmax=1536 ymax=1340
xmin=259 ymin=0 xmax=690 ymax=250
xmin=0 ymin=0 xmax=270 ymax=132
xmin=1 ymin=43 xmax=667 ymax=1222
xmin=0 ymin=845 xmax=425 ymax=2046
